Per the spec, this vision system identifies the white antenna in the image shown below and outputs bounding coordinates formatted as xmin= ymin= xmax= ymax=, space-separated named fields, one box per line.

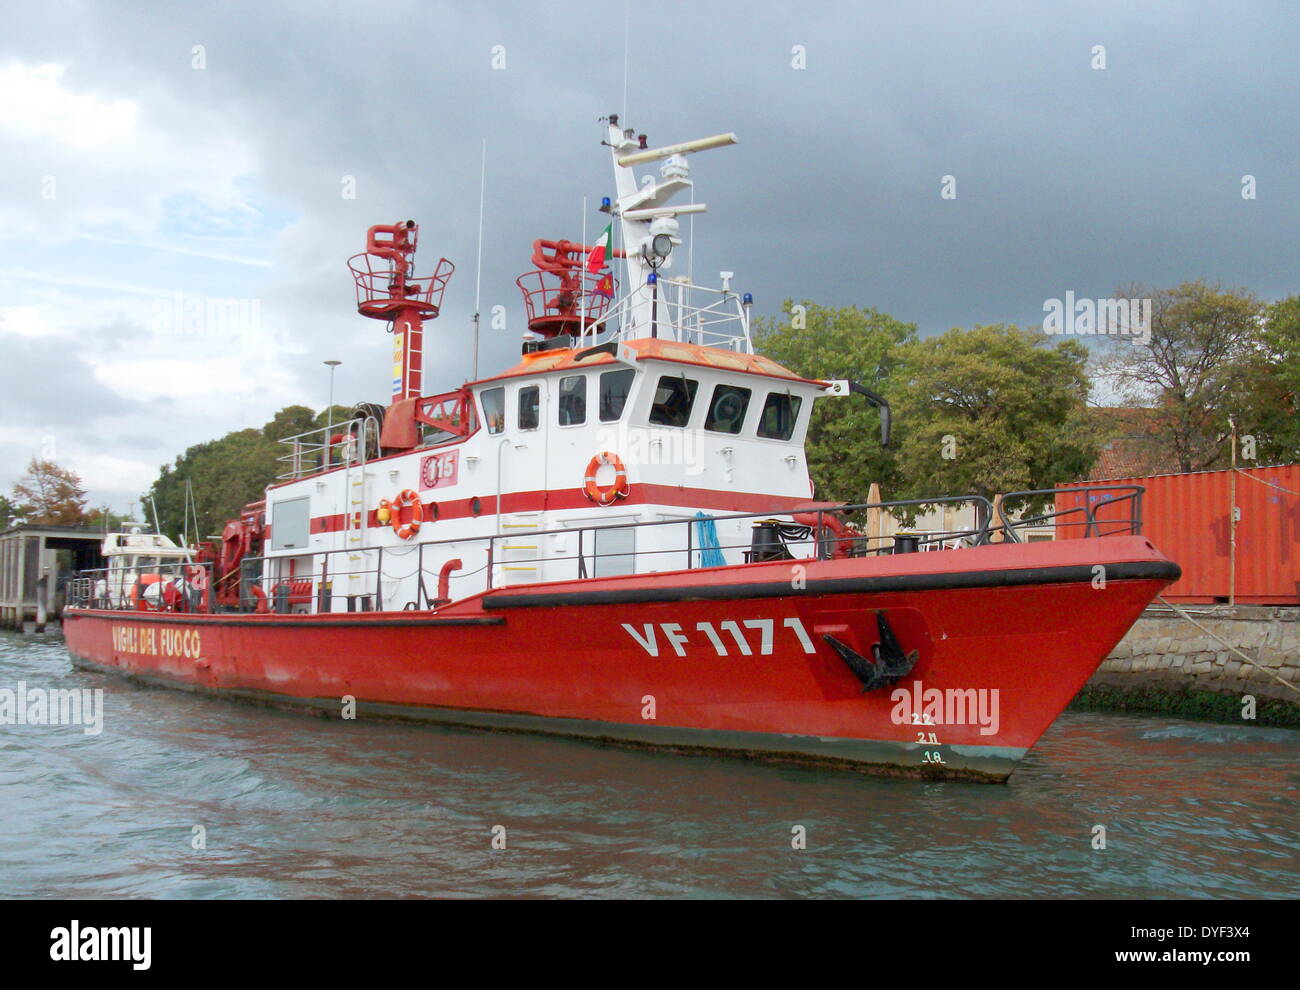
xmin=472 ymin=138 xmax=487 ymax=380
xmin=580 ymin=195 xmax=587 ymax=342
xmin=622 ymin=0 xmax=630 ymax=123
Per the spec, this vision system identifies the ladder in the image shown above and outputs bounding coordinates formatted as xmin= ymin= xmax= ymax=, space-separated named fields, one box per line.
xmin=342 ymin=460 xmax=371 ymax=599
xmin=498 ymin=512 xmax=542 ymax=585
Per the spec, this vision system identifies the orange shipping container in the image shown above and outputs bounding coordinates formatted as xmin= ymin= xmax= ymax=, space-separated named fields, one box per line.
xmin=1056 ymin=464 xmax=1300 ymax=604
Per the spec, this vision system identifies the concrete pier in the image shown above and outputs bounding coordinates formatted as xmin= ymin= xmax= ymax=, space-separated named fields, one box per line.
xmin=1077 ymin=605 xmax=1300 ymax=724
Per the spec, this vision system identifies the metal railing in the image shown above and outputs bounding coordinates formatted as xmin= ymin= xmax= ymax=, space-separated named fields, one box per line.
xmin=575 ymin=278 xmax=753 ymax=351
xmin=996 ymin=486 xmax=1144 ymax=542
xmin=277 ymin=414 xmax=380 ymax=481
xmin=65 ymin=486 xmax=1146 ymax=616
xmin=66 ymin=560 xmax=214 ymax=612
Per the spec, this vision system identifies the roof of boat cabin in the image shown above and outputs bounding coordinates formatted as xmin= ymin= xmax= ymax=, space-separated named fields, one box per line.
xmin=469 ymin=338 xmax=825 ymax=389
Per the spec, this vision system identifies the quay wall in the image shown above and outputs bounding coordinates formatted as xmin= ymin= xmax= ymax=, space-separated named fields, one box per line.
xmin=1074 ymin=606 xmax=1300 ymax=726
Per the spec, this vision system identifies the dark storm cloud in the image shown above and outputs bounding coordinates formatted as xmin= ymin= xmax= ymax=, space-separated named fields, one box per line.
xmin=18 ymin=5 xmax=1293 ymax=322
xmin=0 ymin=332 xmax=145 ymax=428
xmin=2 ymin=0 xmax=1296 ymax=458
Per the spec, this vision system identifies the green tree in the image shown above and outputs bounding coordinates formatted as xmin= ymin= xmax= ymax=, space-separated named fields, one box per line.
xmin=1097 ymin=281 xmax=1265 ymax=472
xmin=0 ymin=494 xmax=16 ymax=529
xmin=891 ymin=324 xmax=1099 ymax=502
xmin=1250 ymin=294 xmax=1300 ymax=462
xmin=11 ymin=458 xmax=90 ymax=526
xmin=145 ymin=405 xmax=327 ymax=540
xmin=264 ymin=404 xmax=318 ymax=442
xmin=753 ymin=300 xmax=915 ymax=503
xmin=84 ymin=506 xmax=132 ymax=531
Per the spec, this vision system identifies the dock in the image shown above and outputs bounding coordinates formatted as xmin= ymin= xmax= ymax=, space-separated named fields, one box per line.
xmin=0 ymin=524 xmax=106 ymax=631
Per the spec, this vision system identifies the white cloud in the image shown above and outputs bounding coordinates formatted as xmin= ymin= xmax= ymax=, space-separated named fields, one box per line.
xmin=0 ymin=306 xmax=58 ymax=337
xmin=0 ymin=62 xmax=138 ymax=148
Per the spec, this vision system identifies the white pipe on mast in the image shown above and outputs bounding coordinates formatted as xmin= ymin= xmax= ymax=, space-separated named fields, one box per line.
xmin=580 ymin=195 xmax=587 ymax=342
xmin=472 ymin=138 xmax=486 ymax=379
xmin=616 ymin=133 xmax=738 ymax=167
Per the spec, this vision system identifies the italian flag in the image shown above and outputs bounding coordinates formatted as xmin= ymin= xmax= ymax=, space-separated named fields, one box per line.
xmin=585 ymin=224 xmax=612 ymax=273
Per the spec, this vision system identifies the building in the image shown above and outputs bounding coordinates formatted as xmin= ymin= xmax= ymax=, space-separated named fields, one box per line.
xmin=0 ymin=524 xmax=106 ymax=630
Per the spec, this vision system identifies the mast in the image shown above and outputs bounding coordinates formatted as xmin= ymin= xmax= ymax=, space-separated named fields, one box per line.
xmin=604 ymin=117 xmax=736 ymax=341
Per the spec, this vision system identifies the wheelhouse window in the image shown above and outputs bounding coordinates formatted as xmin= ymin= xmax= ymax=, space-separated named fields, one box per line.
xmin=558 ymin=375 xmax=586 ymax=426
xmin=599 ymin=369 xmax=635 ymax=423
xmin=757 ymin=392 xmax=802 ymax=440
xmin=648 ymin=375 xmax=699 ymax=428
xmin=704 ymin=383 xmax=752 ymax=434
xmin=518 ymin=384 xmax=540 ymax=431
xmin=481 ymin=387 xmax=505 ymax=435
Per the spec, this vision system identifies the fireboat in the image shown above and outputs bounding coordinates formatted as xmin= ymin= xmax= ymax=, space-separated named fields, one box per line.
xmin=63 ymin=117 xmax=1179 ymax=781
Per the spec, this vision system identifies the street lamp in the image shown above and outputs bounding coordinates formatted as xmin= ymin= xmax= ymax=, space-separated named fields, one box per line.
xmin=324 ymin=360 xmax=341 ymax=467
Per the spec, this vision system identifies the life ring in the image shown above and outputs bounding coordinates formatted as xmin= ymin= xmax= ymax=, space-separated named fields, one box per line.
xmin=390 ymin=489 xmax=424 ymax=539
xmin=583 ymin=451 xmax=630 ymax=506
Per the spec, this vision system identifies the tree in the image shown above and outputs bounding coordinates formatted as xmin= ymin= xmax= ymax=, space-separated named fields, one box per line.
xmin=890 ymin=324 xmax=1100 ymax=503
xmin=0 ymin=494 xmax=15 ymax=530
xmin=753 ymin=301 xmax=916 ymax=503
xmin=1251 ymin=294 xmax=1300 ymax=462
xmin=84 ymin=506 xmax=132 ymax=531
xmin=145 ymin=405 xmax=331 ymax=541
xmin=1096 ymin=281 xmax=1265 ymax=472
xmin=264 ymin=404 xmax=319 ymax=443
xmin=11 ymin=458 xmax=90 ymax=526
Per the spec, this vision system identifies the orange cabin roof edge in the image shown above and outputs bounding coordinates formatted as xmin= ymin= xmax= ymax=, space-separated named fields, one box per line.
xmin=468 ymin=338 xmax=825 ymax=389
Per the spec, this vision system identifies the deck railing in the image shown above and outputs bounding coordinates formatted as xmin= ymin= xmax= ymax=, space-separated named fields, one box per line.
xmin=276 ymin=415 xmax=380 ymax=481
xmin=64 ymin=486 xmax=1145 ymax=617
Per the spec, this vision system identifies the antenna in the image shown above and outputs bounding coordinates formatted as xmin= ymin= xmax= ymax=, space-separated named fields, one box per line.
xmin=149 ymin=495 xmax=162 ymax=537
xmin=622 ymin=0 xmax=630 ymax=124
xmin=472 ymin=138 xmax=487 ymax=380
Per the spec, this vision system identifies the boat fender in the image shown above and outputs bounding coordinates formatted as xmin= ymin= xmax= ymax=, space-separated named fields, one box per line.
xmin=583 ymin=451 xmax=630 ymax=506
xmin=390 ymin=489 xmax=423 ymax=539
xmin=377 ymin=498 xmax=392 ymax=524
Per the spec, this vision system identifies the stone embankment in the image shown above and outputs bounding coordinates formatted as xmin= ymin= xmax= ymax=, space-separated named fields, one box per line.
xmin=1073 ymin=605 xmax=1300 ymax=726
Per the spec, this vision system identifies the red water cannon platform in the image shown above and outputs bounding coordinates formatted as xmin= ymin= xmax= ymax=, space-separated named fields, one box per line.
xmin=347 ymin=220 xmax=454 ymax=401
xmin=516 ymin=238 xmax=621 ymax=339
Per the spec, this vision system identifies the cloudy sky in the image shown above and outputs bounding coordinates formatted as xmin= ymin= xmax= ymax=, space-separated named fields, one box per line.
xmin=1 ymin=0 xmax=1296 ymax=513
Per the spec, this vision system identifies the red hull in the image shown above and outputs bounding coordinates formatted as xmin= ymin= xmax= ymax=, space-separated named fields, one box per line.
xmin=63 ymin=536 xmax=1178 ymax=781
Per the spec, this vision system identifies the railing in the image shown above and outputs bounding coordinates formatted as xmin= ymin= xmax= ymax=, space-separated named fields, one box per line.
xmin=516 ymin=269 xmax=619 ymax=336
xmin=65 ymin=560 xmax=215 ymax=612
xmin=996 ymin=486 xmax=1144 ymax=542
xmin=576 ymin=278 xmax=753 ymax=351
xmin=347 ymin=253 xmax=454 ymax=320
xmin=65 ymin=486 xmax=1146 ymax=616
xmin=277 ymin=415 xmax=380 ymax=481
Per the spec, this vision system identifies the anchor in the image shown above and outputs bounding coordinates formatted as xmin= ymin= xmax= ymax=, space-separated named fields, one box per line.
xmin=823 ymin=611 xmax=919 ymax=692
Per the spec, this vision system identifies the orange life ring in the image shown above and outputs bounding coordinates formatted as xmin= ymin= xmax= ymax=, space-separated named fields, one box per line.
xmin=583 ymin=451 xmax=630 ymax=506
xmin=390 ymin=488 xmax=423 ymax=539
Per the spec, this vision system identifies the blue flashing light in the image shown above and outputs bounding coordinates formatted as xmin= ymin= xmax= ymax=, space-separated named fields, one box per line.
xmin=742 ymin=292 xmax=753 ymax=305
xmin=600 ymin=196 xmax=612 ymax=211
xmin=647 ymin=272 xmax=658 ymax=284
